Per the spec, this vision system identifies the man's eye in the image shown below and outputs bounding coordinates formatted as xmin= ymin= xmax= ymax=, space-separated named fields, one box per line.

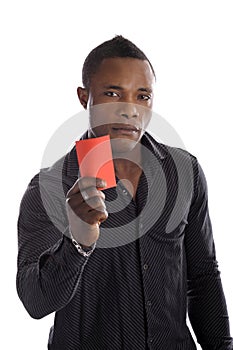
xmin=138 ymin=95 xmax=151 ymax=101
xmin=104 ymin=91 xmax=119 ymax=97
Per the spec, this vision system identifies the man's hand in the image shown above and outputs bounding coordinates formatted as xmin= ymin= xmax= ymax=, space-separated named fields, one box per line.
xmin=66 ymin=177 xmax=108 ymax=248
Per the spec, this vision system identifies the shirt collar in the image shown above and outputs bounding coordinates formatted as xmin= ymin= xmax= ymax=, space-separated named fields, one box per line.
xmin=66 ymin=130 xmax=168 ymax=177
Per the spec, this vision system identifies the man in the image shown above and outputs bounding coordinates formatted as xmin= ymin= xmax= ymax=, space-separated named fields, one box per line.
xmin=17 ymin=36 xmax=233 ymax=349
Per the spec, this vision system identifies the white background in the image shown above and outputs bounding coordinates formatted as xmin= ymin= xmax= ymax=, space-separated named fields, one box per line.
xmin=1 ymin=1 xmax=233 ymax=349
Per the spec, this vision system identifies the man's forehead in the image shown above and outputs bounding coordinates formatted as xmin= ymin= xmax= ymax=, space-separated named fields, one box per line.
xmin=91 ymin=58 xmax=155 ymax=87
xmin=98 ymin=57 xmax=153 ymax=73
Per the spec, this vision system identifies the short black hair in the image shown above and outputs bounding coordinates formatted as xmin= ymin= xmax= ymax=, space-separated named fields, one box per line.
xmin=82 ymin=35 xmax=156 ymax=89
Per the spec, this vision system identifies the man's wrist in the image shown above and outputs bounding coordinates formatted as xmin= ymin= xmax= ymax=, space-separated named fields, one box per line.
xmin=69 ymin=226 xmax=96 ymax=257
xmin=71 ymin=238 xmax=96 ymax=257
xmin=63 ymin=226 xmax=97 ymax=257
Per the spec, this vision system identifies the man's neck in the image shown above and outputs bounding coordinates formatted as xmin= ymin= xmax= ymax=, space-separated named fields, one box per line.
xmin=113 ymin=143 xmax=142 ymax=176
xmin=113 ymin=147 xmax=143 ymax=200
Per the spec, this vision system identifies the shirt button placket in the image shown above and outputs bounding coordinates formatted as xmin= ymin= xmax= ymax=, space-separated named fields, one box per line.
xmin=146 ymin=300 xmax=153 ymax=345
xmin=148 ymin=337 xmax=154 ymax=349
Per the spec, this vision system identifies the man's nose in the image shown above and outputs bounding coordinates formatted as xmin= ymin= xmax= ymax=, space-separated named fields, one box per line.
xmin=116 ymin=103 xmax=140 ymax=119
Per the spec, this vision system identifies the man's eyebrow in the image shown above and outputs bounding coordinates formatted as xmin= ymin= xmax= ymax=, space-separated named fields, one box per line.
xmin=103 ymin=85 xmax=123 ymax=90
xmin=103 ymin=85 xmax=152 ymax=93
xmin=138 ymin=87 xmax=153 ymax=93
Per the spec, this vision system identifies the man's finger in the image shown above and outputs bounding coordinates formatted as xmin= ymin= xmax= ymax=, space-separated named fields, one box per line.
xmin=85 ymin=207 xmax=108 ymax=225
xmin=66 ymin=177 xmax=107 ymax=197
xmin=80 ymin=187 xmax=105 ymax=202
xmin=85 ymin=197 xmax=106 ymax=211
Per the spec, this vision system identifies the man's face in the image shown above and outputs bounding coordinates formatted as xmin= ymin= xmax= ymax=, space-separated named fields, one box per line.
xmin=78 ymin=57 xmax=155 ymax=154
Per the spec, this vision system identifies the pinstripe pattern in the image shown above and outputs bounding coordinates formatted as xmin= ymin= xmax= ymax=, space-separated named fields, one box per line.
xmin=16 ymin=132 xmax=233 ymax=349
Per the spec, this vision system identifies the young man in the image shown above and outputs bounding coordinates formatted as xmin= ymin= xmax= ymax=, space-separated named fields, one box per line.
xmin=17 ymin=36 xmax=233 ymax=349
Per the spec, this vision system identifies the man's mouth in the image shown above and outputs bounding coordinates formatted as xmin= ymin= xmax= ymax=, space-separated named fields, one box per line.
xmin=111 ymin=124 xmax=140 ymax=135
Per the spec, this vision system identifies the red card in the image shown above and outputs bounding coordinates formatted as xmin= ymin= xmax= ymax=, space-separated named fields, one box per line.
xmin=75 ymin=135 xmax=116 ymax=190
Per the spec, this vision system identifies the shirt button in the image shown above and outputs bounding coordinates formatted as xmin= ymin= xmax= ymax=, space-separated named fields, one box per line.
xmin=140 ymin=223 xmax=143 ymax=229
xmin=122 ymin=189 xmax=128 ymax=195
xmin=147 ymin=300 xmax=152 ymax=307
xmin=143 ymin=264 xmax=149 ymax=270
xmin=148 ymin=338 xmax=153 ymax=344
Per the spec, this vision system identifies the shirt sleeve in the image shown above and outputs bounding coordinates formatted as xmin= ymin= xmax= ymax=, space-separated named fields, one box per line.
xmin=185 ymin=160 xmax=233 ymax=349
xmin=16 ymin=174 xmax=91 ymax=320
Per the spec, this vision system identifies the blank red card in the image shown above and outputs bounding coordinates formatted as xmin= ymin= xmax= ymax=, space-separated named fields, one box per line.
xmin=75 ymin=135 xmax=116 ymax=190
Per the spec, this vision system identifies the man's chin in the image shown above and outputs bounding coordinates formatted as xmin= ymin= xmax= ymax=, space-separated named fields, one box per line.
xmin=110 ymin=137 xmax=139 ymax=155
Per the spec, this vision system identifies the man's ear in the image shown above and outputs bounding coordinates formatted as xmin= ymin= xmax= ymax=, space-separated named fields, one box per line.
xmin=77 ymin=87 xmax=89 ymax=109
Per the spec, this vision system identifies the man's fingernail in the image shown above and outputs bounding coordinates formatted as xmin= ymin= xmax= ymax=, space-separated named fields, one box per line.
xmin=98 ymin=179 xmax=107 ymax=187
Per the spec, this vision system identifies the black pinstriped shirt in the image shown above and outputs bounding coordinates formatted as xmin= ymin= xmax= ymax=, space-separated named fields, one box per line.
xmin=17 ymin=132 xmax=233 ymax=349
